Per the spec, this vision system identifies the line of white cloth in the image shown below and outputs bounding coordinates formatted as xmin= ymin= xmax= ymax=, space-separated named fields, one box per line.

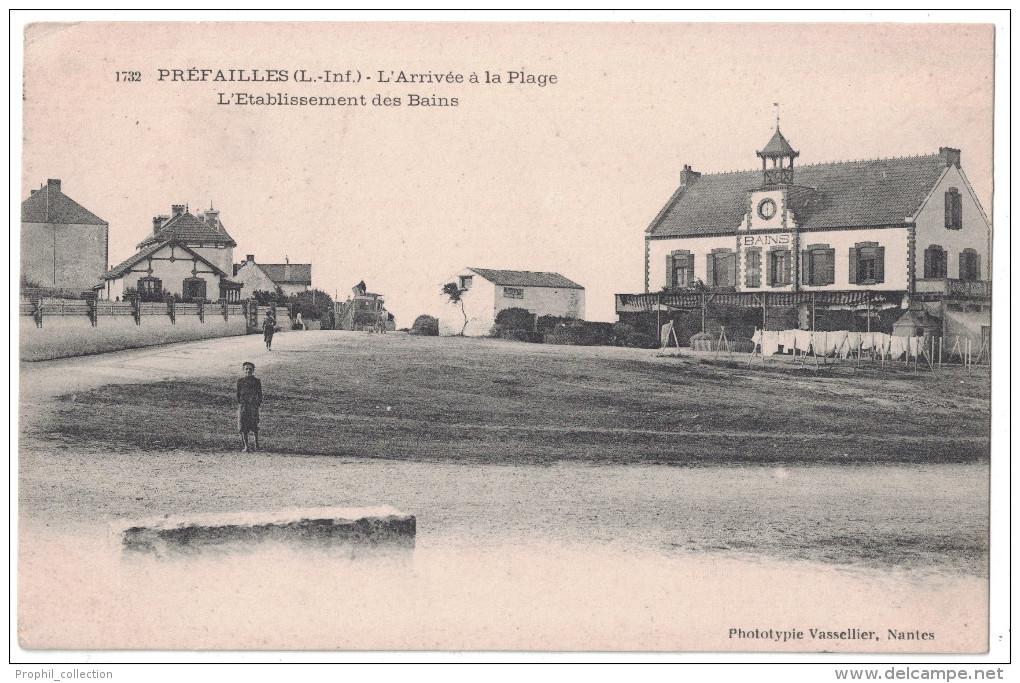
xmin=752 ymin=329 xmax=924 ymax=358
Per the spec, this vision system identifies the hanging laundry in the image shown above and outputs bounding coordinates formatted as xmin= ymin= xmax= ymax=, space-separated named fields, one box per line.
xmin=761 ymin=331 xmax=781 ymax=356
xmin=794 ymin=329 xmax=813 ymax=354
xmin=779 ymin=330 xmax=796 ymax=352
xmin=908 ymin=336 xmax=930 ymax=359
xmin=847 ymin=332 xmax=862 ymax=356
xmin=889 ymin=335 xmax=910 ymax=360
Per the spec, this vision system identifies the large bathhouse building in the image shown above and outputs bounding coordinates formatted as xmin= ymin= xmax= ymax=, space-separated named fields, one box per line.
xmin=616 ymin=127 xmax=991 ymax=345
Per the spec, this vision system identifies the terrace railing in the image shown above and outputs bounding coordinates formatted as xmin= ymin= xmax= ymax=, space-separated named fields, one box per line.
xmin=914 ymin=278 xmax=991 ymax=298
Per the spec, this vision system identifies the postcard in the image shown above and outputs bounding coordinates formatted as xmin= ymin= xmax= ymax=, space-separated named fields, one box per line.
xmin=15 ymin=19 xmax=999 ymax=660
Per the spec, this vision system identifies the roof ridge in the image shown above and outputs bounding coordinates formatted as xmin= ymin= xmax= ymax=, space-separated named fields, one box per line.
xmin=693 ymin=151 xmax=942 ymax=177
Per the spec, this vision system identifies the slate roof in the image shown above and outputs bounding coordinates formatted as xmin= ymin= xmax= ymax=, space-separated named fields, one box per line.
xmin=757 ymin=128 xmax=799 ymax=158
xmin=138 ymin=210 xmax=236 ymax=249
xmin=647 ymin=153 xmax=949 ymax=238
xmin=258 ymin=263 xmax=312 ymax=285
xmin=21 ymin=182 xmax=107 ymax=225
xmin=105 ymin=241 xmax=228 ymax=280
xmin=468 ymin=268 xmax=584 ymax=290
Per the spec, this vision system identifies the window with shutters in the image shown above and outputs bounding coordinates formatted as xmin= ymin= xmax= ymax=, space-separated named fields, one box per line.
xmin=848 ymin=242 xmax=884 ymax=285
xmin=803 ymin=244 xmax=835 ymax=286
xmin=923 ymin=245 xmax=947 ymax=279
xmin=945 ymin=188 xmax=963 ymax=230
xmin=707 ymin=249 xmax=736 ymax=288
xmin=744 ymin=247 xmax=761 ymax=288
xmin=959 ymin=249 xmax=980 ymax=281
xmin=767 ymin=248 xmax=792 ymax=286
xmin=667 ymin=250 xmax=694 ymax=289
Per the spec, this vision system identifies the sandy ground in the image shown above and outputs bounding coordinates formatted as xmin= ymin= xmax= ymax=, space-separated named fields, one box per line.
xmin=16 ymin=332 xmax=990 ymax=653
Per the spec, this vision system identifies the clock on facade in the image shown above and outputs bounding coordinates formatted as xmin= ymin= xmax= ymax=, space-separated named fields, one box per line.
xmin=757 ymin=198 xmax=777 ymax=220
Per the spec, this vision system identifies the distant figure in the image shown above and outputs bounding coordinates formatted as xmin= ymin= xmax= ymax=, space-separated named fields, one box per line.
xmin=263 ymin=314 xmax=276 ymax=351
xmin=295 ymin=312 xmax=304 ymax=330
xmin=236 ymin=361 xmax=263 ymax=452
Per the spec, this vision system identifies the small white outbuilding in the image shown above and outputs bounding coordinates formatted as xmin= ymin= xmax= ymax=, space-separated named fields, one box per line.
xmin=438 ymin=267 xmax=585 ymax=337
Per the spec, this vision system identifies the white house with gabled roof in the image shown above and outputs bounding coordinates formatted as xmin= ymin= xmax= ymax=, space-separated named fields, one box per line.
xmin=100 ymin=203 xmax=243 ymax=302
xmin=439 ymin=267 xmax=585 ymax=336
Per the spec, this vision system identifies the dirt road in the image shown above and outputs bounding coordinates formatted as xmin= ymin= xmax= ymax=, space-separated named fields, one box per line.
xmin=16 ymin=332 xmax=991 ymax=652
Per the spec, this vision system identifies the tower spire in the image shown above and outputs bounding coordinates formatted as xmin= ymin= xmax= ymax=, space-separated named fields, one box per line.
xmin=756 ymin=115 xmax=798 ymax=186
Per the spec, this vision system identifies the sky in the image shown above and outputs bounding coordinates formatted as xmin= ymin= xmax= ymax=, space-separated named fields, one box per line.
xmin=20 ymin=21 xmax=994 ymax=325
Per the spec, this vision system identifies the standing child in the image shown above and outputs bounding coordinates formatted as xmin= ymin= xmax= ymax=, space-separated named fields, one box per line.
xmin=237 ymin=361 xmax=263 ymax=452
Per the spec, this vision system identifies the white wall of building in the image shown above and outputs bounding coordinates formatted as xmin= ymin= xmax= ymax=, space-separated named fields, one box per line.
xmin=912 ymin=165 xmax=991 ymax=281
xmin=796 ymin=227 xmax=910 ymax=291
xmin=191 ymin=244 xmax=234 ymax=276
xmin=437 ymin=269 xmax=586 ymax=336
xmin=493 ymin=285 xmax=584 ymax=320
xmin=647 ymin=235 xmax=737 ymax=291
xmin=234 ymin=261 xmax=279 ymax=297
xmin=438 ymin=270 xmax=498 ymax=336
xmin=102 ymin=244 xmax=221 ymax=300
xmin=279 ymin=283 xmax=309 ymax=296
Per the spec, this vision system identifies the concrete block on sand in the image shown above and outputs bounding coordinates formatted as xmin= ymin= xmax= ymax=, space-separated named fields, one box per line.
xmin=111 ymin=505 xmax=415 ymax=556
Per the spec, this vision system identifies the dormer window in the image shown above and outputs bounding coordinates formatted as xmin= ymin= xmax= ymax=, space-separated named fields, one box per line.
xmin=945 ymin=188 xmax=963 ymax=230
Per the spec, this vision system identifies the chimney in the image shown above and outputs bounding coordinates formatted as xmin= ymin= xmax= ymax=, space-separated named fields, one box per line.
xmin=47 ymin=179 xmax=61 ymax=193
xmin=246 ymin=254 xmax=255 ymax=263
xmin=152 ymin=215 xmax=170 ymax=234
xmin=679 ymin=164 xmax=701 ymax=187
xmin=171 ymin=204 xmax=186 ymax=218
xmin=939 ymin=147 xmax=961 ymax=168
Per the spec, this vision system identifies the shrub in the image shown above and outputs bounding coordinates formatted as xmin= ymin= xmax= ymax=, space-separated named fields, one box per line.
xmin=493 ymin=307 xmax=536 ymax=332
xmin=287 ymin=288 xmax=335 ymax=321
xmin=410 ymin=314 xmax=439 ymax=336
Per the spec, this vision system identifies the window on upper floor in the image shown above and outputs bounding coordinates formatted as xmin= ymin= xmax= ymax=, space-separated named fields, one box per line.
xmin=848 ymin=242 xmax=885 ymax=285
xmin=923 ymin=245 xmax=947 ymax=279
xmin=802 ymin=245 xmax=835 ymax=286
xmin=503 ymin=287 xmax=524 ymax=299
xmin=459 ymin=275 xmax=473 ymax=290
xmin=959 ymin=249 xmax=981 ymax=282
xmin=945 ymin=188 xmax=963 ymax=230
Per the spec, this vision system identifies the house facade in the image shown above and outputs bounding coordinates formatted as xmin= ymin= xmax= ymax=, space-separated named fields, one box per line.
xmin=233 ymin=255 xmax=313 ymax=297
xmin=439 ymin=268 xmax=585 ymax=336
xmin=101 ymin=204 xmax=242 ymax=302
xmin=618 ymin=127 xmax=991 ymax=342
xmin=21 ymin=179 xmax=109 ymax=293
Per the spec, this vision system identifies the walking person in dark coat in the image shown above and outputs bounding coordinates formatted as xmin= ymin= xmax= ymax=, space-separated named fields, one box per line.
xmin=237 ymin=361 xmax=263 ymax=452
xmin=263 ymin=313 xmax=276 ymax=351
